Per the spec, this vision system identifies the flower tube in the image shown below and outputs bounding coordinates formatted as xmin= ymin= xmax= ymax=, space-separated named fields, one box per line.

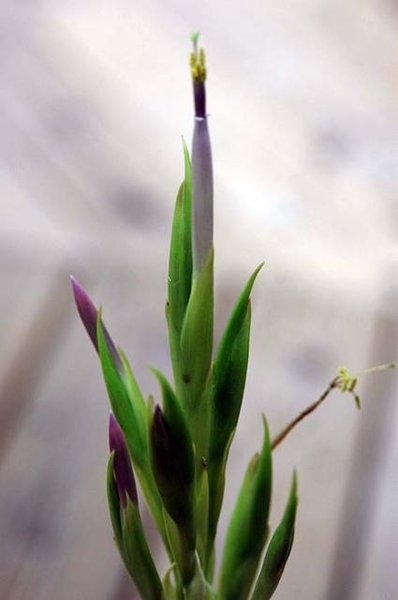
xmin=190 ymin=32 xmax=213 ymax=273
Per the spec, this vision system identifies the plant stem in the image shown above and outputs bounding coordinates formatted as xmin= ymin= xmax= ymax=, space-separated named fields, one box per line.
xmin=271 ymin=378 xmax=339 ymax=451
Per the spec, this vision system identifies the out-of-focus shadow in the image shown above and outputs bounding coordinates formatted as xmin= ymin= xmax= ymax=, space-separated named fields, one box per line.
xmin=326 ymin=267 xmax=398 ymax=600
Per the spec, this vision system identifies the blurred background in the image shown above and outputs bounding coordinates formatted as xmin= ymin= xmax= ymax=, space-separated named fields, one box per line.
xmin=0 ymin=1 xmax=397 ymax=599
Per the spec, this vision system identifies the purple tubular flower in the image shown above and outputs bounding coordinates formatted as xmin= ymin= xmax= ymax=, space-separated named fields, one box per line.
xmin=193 ymin=80 xmax=206 ymax=118
xmin=109 ymin=412 xmax=138 ymax=508
xmin=70 ymin=275 xmax=123 ymax=374
xmin=190 ymin=36 xmax=213 ymax=273
xmin=192 ymin=118 xmax=213 ymax=272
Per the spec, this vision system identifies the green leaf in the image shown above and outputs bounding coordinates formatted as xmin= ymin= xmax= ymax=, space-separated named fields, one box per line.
xmin=167 ymin=141 xmax=193 ymax=398
xmin=106 ymin=453 xmax=124 ymax=557
xmin=168 ymin=140 xmax=192 ymax=335
xmin=162 ymin=565 xmax=178 ymax=600
xmin=119 ymin=348 xmax=147 ymax=435
xmin=196 ymin=462 xmax=209 ymax=567
xmin=97 ymin=314 xmax=167 ymax=547
xmin=210 ymin=263 xmax=263 ymax=460
xmin=122 ymin=498 xmax=164 ymax=600
xmin=215 ymin=263 xmax=263 ymax=370
xmin=107 ymin=455 xmax=164 ymax=600
xmin=206 ymin=429 xmax=235 ymax=573
xmin=251 ymin=471 xmax=298 ymax=600
xmin=183 ymin=552 xmax=217 ymax=600
xmin=162 ymin=508 xmax=196 ymax=585
xmin=219 ymin=416 xmax=272 ymax=600
xmin=179 ymin=248 xmax=214 ymax=456
xmin=206 ymin=264 xmax=263 ymax=558
xmin=209 ymin=301 xmax=251 ymax=459
xmin=97 ymin=312 xmax=146 ymax=466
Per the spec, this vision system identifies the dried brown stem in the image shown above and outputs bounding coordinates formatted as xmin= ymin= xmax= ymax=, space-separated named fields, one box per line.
xmin=271 ymin=378 xmax=339 ymax=451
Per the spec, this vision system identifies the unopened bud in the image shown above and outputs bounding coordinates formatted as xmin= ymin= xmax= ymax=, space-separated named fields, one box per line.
xmin=108 ymin=412 xmax=138 ymax=508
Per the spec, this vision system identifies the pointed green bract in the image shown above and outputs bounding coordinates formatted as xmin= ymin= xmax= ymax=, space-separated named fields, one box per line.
xmin=119 ymin=348 xmax=147 ymax=435
xmin=163 ymin=566 xmax=179 ymax=600
xmin=167 ymin=141 xmax=193 ymax=397
xmin=209 ymin=263 xmax=263 ymax=459
xmin=163 ymin=507 xmax=196 ymax=585
xmin=180 ymin=247 xmax=214 ymax=455
xmin=122 ymin=498 xmax=164 ymax=600
xmin=251 ymin=472 xmax=298 ymax=600
xmin=106 ymin=453 xmax=124 ymax=556
xmin=196 ymin=462 xmax=209 ymax=566
xmin=210 ymin=303 xmax=251 ymax=457
xmin=107 ymin=454 xmax=163 ymax=600
xmin=184 ymin=553 xmax=217 ymax=600
xmin=205 ymin=428 xmax=235 ymax=576
xmin=180 ymin=248 xmax=214 ymax=407
xmin=97 ymin=313 xmax=167 ymax=544
xmin=207 ymin=305 xmax=251 ymax=550
xmin=168 ymin=141 xmax=193 ymax=333
xmin=207 ymin=264 xmax=263 ymax=556
xmin=97 ymin=312 xmax=146 ymax=466
xmin=214 ymin=263 xmax=263 ymax=373
xmin=219 ymin=417 xmax=272 ymax=600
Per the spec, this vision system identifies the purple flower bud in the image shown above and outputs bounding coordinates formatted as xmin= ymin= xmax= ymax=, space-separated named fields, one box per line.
xmin=152 ymin=404 xmax=172 ymax=469
xmin=109 ymin=412 xmax=138 ymax=508
xmin=150 ymin=403 xmax=194 ymax=530
xmin=190 ymin=36 xmax=213 ymax=273
xmin=70 ymin=275 xmax=123 ymax=374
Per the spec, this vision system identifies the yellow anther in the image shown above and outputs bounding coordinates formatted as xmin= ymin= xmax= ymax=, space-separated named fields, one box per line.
xmin=199 ymin=48 xmax=205 ymax=68
xmin=190 ymin=39 xmax=207 ymax=82
xmin=348 ymin=377 xmax=357 ymax=392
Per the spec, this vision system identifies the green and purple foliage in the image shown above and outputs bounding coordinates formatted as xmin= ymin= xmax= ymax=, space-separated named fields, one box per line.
xmin=109 ymin=412 xmax=138 ymax=509
xmin=72 ymin=34 xmax=299 ymax=600
xmin=71 ymin=31 xmax=396 ymax=600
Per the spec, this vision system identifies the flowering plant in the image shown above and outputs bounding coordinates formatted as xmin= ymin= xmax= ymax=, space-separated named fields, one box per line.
xmin=71 ymin=34 xmax=394 ymax=600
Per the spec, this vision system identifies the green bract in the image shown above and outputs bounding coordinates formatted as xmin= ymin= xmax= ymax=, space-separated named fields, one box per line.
xmin=167 ymin=140 xmax=192 ymax=398
xmin=73 ymin=35 xmax=300 ymax=600
xmin=219 ymin=416 xmax=272 ymax=599
xmin=107 ymin=454 xmax=163 ymax=600
xmin=251 ymin=472 xmax=298 ymax=600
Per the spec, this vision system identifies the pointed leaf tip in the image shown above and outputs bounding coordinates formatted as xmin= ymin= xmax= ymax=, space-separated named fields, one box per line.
xmin=251 ymin=470 xmax=298 ymax=600
xmin=71 ymin=278 xmax=123 ymax=373
xmin=70 ymin=275 xmax=98 ymax=352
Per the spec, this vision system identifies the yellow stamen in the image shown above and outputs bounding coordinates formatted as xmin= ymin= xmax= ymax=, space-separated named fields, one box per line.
xmin=189 ymin=33 xmax=207 ymax=82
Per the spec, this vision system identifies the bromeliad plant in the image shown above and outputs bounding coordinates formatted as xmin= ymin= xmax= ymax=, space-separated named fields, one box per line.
xmin=71 ymin=35 xmax=395 ymax=600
